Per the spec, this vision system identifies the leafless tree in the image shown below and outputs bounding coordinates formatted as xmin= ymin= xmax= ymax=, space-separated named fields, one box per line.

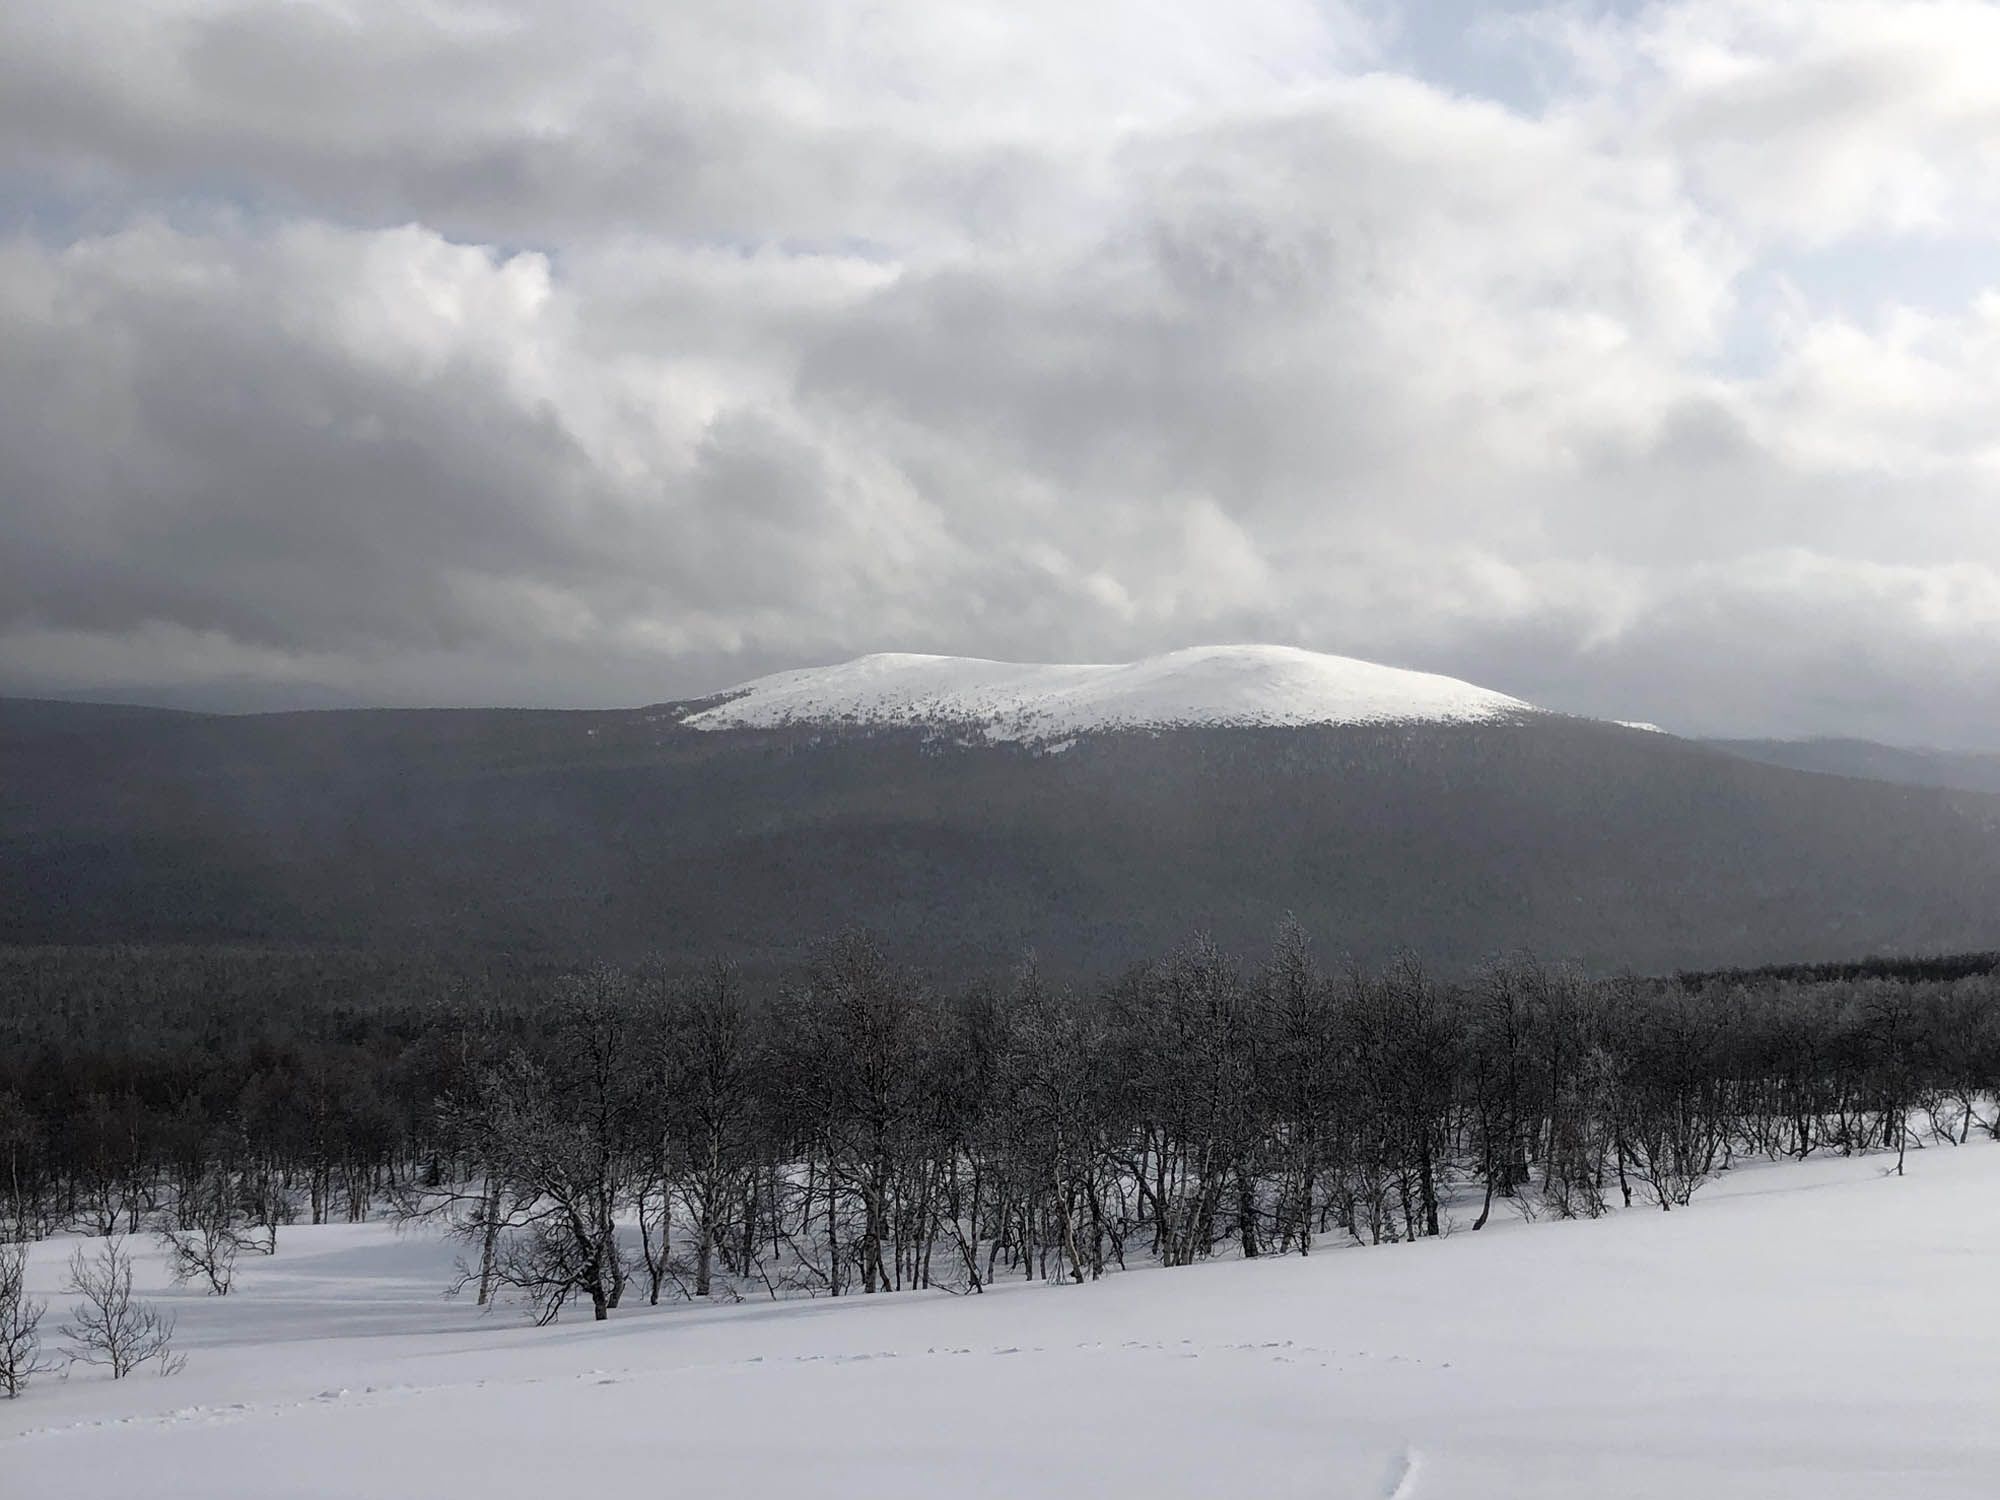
xmin=784 ymin=934 xmax=938 ymax=1295
xmin=664 ymin=963 xmax=760 ymax=1300
xmin=436 ymin=970 xmax=638 ymax=1322
xmin=1001 ymin=967 xmax=1111 ymax=1282
xmin=1 ymin=1240 xmax=57 ymax=1396
xmin=156 ymin=1165 xmax=245 ymax=1295
xmin=61 ymin=1238 xmax=182 ymax=1378
xmin=1260 ymin=920 xmax=1341 ymax=1254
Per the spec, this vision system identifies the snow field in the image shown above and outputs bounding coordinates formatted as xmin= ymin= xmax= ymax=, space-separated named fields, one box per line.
xmin=4 ymin=1140 xmax=1996 ymax=1498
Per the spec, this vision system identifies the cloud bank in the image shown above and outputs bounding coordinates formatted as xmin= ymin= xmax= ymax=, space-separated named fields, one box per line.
xmin=4 ymin=0 xmax=2000 ymax=743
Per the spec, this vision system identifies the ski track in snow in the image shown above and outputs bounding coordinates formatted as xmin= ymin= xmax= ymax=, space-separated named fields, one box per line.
xmin=1384 ymin=1448 xmax=1423 ymax=1499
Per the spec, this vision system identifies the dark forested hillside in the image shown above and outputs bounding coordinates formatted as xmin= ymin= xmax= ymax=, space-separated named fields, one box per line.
xmin=7 ymin=697 xmax=2000 ymax=974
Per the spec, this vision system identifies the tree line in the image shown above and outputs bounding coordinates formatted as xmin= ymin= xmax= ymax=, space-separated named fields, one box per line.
xmin=1 ymin=930 xmax=1996 ymax=1350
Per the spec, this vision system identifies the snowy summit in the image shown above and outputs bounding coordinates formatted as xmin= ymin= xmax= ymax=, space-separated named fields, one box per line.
xmin=684 ymin=645 xmax=1539 ymax=741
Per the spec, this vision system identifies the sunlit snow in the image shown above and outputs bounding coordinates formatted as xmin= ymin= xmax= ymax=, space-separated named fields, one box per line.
xmin=686 ymin=645 xmax=1540 ymax=741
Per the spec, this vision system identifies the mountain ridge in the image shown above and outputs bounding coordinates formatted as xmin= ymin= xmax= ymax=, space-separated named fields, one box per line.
xmin=1701 ymin=736 xmax=2000 ymax=798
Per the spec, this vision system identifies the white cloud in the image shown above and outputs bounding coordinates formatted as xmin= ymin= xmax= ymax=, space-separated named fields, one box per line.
xmin=1552 ymin=0 xmax=2000 ymax=243
xmin=2 ymin=1 xmax=2000 ymax=742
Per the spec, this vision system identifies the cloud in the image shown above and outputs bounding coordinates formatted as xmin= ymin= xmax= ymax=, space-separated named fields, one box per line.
xmin=1 ymin=1 xmax=1999 ymax=744
xmin=1551 ymin=0 xmax=2000 ymax=243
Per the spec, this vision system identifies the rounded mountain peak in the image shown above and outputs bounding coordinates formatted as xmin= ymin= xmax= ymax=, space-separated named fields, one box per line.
xmin=685 ymin=645 xmax=1538 ymax=741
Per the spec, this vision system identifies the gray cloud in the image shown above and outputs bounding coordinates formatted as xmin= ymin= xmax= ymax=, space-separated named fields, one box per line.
xmin=3 ymin=1 xmax=2000 ymax=744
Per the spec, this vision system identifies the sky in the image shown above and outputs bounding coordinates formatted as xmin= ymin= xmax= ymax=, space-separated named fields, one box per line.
xmin=4 ymin=1 xmax=2000 ymax=744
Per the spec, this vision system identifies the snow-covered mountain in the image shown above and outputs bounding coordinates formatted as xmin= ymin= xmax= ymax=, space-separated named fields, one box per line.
xmin=684 ymin=645 xmax=1540 ymax=741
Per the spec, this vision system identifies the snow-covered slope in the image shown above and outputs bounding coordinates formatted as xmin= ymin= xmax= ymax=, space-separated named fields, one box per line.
xmin=7 ymin=1143 xmax=1997 ymax=1499
xmin=684 ymin=645 xmax=1538 ymax=741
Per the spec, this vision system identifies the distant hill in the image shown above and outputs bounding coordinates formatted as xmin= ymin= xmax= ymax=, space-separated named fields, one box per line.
xmin=1705 ymin=736 xmax=2000 ymax=798
xmin=8 ymin=663 xmax=2000 ymax=975
xmin=0 ymin=697 xmax=200 ymax=732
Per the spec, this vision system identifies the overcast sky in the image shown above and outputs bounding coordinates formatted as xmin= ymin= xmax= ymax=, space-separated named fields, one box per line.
xmin=4 ymin=1 xmax=2000 ymax=742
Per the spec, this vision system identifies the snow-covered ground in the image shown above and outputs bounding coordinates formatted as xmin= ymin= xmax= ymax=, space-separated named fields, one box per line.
xmin=6 ymin=1142 xmax=1995 ymax=1498
xmin=685 ymin=645 xmax=1541 ymax=741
